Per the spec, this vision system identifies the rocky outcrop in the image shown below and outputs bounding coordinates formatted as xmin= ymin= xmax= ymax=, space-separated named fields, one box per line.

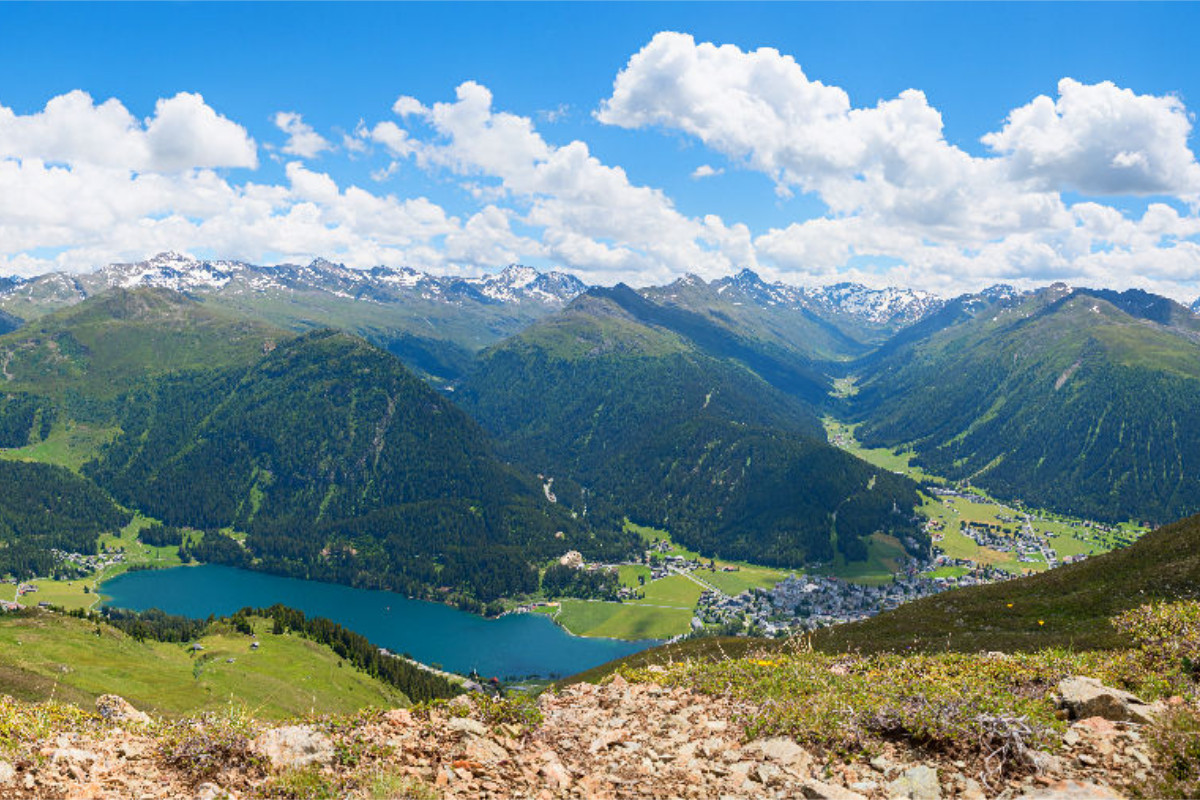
xmin=1056 ymin=677 xmax=1158 ymax=725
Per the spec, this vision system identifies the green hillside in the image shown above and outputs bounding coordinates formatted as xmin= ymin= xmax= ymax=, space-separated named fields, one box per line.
xmin=0 ymin=288 xmax=279 ymax=398
xmin=812 ymin=510 xmax=1200 ymax=654
xmin=461 ymin=293 xmax=923 ymax=569
xmin=851 ymin=286 xmax=1200 ymax=524
xmin=0 ymin=611 xmax=410 ymax=719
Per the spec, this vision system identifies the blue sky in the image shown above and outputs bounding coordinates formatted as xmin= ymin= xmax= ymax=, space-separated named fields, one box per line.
xmin=1 ymin=2 xmax=1199 ymax=298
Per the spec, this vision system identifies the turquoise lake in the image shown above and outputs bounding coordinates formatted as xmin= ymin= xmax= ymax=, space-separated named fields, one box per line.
xmin=101 ymin=565 xmax=656 ymax=679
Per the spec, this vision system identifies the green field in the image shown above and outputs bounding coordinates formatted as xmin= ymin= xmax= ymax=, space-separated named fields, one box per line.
xmin=0 ymin=612 xmax=409 ymax=719
xmin=923 ymin=566 xmax=970 ymax=579
xmin=823 ymin=417 xmax=945 ymax=484
xmin=824 ymin=532 xmax=908 ymax=585
xmin=627 ymin=521 xmax=789 ymax=593
xmin=702 ymin=563 xmax=790 ymax=596
xmin=554 ymin=599 xmax=693 ymax=640
xmin=626 ymin=520 xmax=702 ymax=559
xmin=628 ymin=574 xmax=704 ymax=607
xmin=617 ymin=564 xmax=651 ymax=588
xmin=0 ymin=422 xmax=120 ymax=472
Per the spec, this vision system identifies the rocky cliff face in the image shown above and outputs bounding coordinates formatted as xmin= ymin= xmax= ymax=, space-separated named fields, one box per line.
xmin=0 ymin=673 xmax=1156 ymax=800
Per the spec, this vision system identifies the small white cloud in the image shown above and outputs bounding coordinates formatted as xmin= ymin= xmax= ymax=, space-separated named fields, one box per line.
xmin=370 ymin=162 xmax=401 ymax=182
xmin=273 ymin=111 xmax=332 ymax=159
xmin=392 ymin=95 xmax=426 ymax=117
xmin=691 ymin=164 xmax=722 ymax=179
xmin=368 ymin=121 xmax=415 ymax=157
xmin=538 ymin=104 xmax=570 ymax=123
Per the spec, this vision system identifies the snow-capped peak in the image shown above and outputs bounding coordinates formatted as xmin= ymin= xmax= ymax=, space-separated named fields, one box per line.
xmin=469 ymin=264 xmax=586 ymax=304
xmin=494 ymin=264 xmax=540 ymax=289
xmin=799 ymin=282 xmax=944 ymax=326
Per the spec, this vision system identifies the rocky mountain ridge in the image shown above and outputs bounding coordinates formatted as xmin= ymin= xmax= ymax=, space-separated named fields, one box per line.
xmin=0 ymin=253 xmax=589 ymax=316
xmin=660 ymin=269 xmax=947 ymax=329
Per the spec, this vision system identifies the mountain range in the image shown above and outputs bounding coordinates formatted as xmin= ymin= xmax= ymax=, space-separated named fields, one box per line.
xmin=0 ymin=255 xmax=950 ymax=377
xmin=0 ymin=252 xmax=1199 ymax=602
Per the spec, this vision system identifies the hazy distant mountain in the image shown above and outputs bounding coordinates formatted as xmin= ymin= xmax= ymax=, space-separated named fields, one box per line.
xmin=0 ymin=253 xmax=589 ymax=384
xmin=642 ymin=270 xmax=946 ymax=360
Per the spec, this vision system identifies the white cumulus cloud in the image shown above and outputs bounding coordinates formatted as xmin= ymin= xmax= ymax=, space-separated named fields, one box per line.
xmin=0 ymin=90 xmax=257 ymax=173
xmin=982 ymin=78 xmax=1200 ymax=196
xmin=597 ymin=31 xmax=1200 ymax=296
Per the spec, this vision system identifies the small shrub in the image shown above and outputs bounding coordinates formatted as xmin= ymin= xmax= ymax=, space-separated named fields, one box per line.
xmin=254 ymin=764 xmax=338 ymax=799
xmin=157 ymin=705 xmax=263 ymax=783
xmin=1135 ymin=706 xmax=1200 ymax=799
xmin=474 ymin=693 xmax=542 ymax=729
xmin=1112 ymin=600 xmax=1200 ymax=695
xmin=357 ymin=766 xmax=440 ymax=800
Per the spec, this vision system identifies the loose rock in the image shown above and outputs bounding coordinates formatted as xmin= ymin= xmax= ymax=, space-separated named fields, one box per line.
xmin=803 ymin=777 xmax=870 ymax=800
xmin=250 ymin=725 xmax=334 ymax=769
xmin=887 ymin=764 xmax=940 ymax=800
xmin=95 ymin=694 xmax=151 ymax=725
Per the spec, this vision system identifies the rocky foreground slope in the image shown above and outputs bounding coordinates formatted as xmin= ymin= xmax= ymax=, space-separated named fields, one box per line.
xmin=0 ymin=670 xmax=1167 ymax=800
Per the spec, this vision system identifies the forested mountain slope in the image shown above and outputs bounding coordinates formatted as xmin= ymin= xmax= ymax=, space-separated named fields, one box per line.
xmin=460 ymin=292 xmax=923 ymax=568
xmin=0 ymin=460 xmax=131 ymax=579
xmin=850 ymin=285 xmax=1200 ymax=523
xmin=82 ymin=329 xmax=610 ymax=603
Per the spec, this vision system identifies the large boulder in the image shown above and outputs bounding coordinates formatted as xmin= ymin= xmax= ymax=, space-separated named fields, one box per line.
xmin=250 ymin=725 xmax=334 ymax=770
xmin=743 ymin=736 xmax=812 ymax=773
xmin=1056 ymin=677 xmax=1157 ymax=725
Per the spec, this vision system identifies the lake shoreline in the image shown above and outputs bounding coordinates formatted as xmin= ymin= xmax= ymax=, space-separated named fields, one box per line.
xmin=100 ymin=564 xmax=657 ymax=680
